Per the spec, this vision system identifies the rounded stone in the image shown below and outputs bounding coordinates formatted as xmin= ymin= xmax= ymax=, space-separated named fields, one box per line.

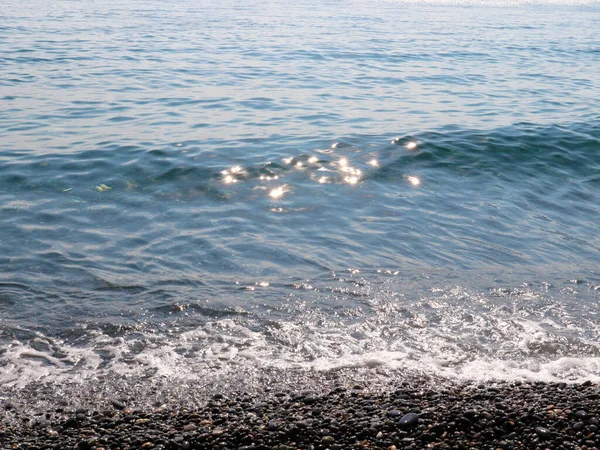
xmin=399 ymin=413 xmax=419 ymax=429
xmin=63 ymin=418 xmax=80 ymax=429
xmin=111 ymin=400 xmax=126 ymax=410
xmin=535 ymin=426 xmax=552 ymax=440
xmin=303 ymin=395 xmax=317 ymax=405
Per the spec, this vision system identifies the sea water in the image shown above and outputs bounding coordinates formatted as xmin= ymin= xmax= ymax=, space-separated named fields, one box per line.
xmin=1 ymin=0 xmax=600 ymax=402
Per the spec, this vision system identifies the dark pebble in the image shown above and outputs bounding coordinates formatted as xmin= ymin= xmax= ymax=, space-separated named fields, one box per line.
xmin=535 ymin=426 xmax=552 ymax=439
xmin=303 ymin=395 xmax=317 ymax=405
xmin=110 ymin=400 xmax=126 ymax=410
xmin=399 ymin=412 xmax=419 ymax=429
xmin=63 ymin=418 xmax=80 ymax=429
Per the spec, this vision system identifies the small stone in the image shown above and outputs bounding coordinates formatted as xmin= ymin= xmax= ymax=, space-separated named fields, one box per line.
xmin=303 ymin=395 xmax=317 ymax=405
xmin=575 ymin=410 xmax=588 ymax=419
xmin=387 ymin=409 xmax=403 ymax=417
xmin=322 ymin=436 xmax=335 ymax=444
xmin=63 ymin=418 xmax=79 ymax=429
xmin=111 ymin=400 xmax=126 ymax=410
xmin=183 ymin=423 xmax=197 ymax=432
xmin=399 ymin=413 xmax=419 ymax=429
xmin=535 ymin=426 xmax=552 ymax=440
xmin=34 ymin=419 xmax=50 ymax=428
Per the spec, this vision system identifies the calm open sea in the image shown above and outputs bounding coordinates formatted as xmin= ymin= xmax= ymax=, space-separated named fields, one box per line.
xmin=1 ymin=0 xmax=600 ymax=400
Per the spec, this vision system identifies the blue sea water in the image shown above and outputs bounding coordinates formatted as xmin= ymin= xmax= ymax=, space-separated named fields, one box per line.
xmin=1 ymin=0 xmax=600 ymax=400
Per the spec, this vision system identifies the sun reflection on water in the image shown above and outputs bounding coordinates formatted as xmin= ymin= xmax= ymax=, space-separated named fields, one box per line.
xmin=406 ymin=176 xmax=421 ymax=186
xmin=223 ymin=174 xmax=236 ymax=184
xmin=217 ymin=137 xmax=424 ymax=200
xmin=269 ymin=185 xmax=288 ymax=199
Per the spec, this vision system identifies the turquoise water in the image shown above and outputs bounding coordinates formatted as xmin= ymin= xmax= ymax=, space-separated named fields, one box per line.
xmin=1 ymin=0 xmax=600 ymax=393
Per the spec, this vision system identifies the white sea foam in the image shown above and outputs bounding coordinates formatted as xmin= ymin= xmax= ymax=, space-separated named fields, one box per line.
xmin=2 ymin=310 xmax=599 ymax=390
xmin=2 ymin=278 xmax=598 ymax=391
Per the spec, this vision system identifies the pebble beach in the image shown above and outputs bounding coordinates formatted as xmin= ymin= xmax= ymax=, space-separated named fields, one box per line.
xmin=2 ymin=380 xmax=600 ymax=450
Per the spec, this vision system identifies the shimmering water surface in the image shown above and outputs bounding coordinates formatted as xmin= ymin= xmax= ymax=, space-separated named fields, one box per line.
xmin=1 ymin=0 xmax=600 ymax=397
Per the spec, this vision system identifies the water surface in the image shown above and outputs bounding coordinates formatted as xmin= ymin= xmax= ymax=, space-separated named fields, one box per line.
xmin=1 ymin=0 xmax=600 ymax=400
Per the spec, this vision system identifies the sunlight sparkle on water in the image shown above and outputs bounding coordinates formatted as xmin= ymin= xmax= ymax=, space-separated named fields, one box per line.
xmin=406 ymin=141 xmax=418 ymax=150
xmin=269 ymin=185 xmax=288 ymax=199
xmin=407 ymin=176 xmax=420 ymax=186
xmin=368 ymin=159 xmax=379 ymax=167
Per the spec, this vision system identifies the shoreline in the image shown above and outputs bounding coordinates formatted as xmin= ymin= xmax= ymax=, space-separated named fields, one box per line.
xmin=2 ymin=379 xmax=599 ymax=449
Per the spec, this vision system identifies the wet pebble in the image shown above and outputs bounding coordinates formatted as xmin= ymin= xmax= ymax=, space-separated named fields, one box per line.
xmin=535 ymin=426 xmax=552 ymax=439
xmin=110 ymin=400 xmax=126 ymax=411
xmin=399 ymin=412 xmax=419 ymax=429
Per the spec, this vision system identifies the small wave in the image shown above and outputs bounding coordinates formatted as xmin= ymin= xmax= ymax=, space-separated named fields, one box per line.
xmin=1 ymin=277 xmax=599 ymax=391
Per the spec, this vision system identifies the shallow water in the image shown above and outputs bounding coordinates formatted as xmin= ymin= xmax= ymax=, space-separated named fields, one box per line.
xmin=1 ymin=0 xmax=600 ymax=398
